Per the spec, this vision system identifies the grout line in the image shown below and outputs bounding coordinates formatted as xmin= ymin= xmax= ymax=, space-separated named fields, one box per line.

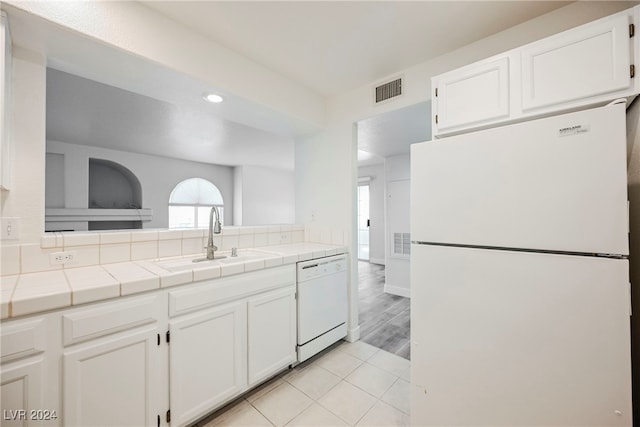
xmin=202 ymin=344 xmax=411 ymax=426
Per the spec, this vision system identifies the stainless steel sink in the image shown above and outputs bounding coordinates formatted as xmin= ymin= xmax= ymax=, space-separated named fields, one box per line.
xmin=153 ymin=250 xmax=271 ymax=272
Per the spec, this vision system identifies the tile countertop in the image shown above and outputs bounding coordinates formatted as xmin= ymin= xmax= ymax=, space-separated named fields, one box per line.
xmin=0 ymin=243 xmax=348 ymax=320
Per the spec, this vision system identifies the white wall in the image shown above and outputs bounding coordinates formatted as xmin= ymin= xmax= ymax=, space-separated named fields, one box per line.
xmin=384 ymin=155 xmax=410 ymax=298
xmin=233 ymin=166 xmax=243 ymax=226
xmin=295 ymin=123 xmax=358 ymax=340
xmin=0 ymin=46 xmax=46 ymax=244
xmin=46 ymin=140 xmax=235 ymax=229
xmin=358 ymin=164 xmax=385 ymax=264
xmin=233 ymin=165 xmax=294 ymax=225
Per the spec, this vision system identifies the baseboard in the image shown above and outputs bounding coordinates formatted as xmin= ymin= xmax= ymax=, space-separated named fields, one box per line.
xmin=346 ymin=324 xmax=360 ymax=343
xmin=368 ymin=257 xmax=385 ymax=265
xmin=384 ymin=284 xmax=410 ymax=298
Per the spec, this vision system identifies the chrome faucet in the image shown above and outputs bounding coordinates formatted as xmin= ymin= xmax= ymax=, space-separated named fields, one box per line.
xmin=205 ymin=206 xmax=222 ymax=260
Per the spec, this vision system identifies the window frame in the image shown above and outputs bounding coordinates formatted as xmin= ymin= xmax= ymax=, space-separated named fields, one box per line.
xmin=168 ymin=178 xmax=224 ymax=229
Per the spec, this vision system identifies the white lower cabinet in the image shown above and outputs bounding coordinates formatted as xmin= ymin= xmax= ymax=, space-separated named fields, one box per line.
xmin=1 ymin=358 xmax=45 ymax=426
xmin=60 ymin=294 xmax=163 ymax=426
xmin=1 ymin=317 xmax=50 ymax=426
xmin=247 ymin=286 xmax=296 ymax=386
xmin=63 ymin=326 xmax=161 ymax=427
xmin=169 ymin=301 xmax=247 ymax=427
xmin=168 ymin=265 xmax=296 ymax=427
xmin=0 ymin=264 xmax=298 ymax=427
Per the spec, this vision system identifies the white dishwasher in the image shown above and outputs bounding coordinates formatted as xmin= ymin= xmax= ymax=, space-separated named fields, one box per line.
xmin=296 ymin=254 xmax=348 ymax=362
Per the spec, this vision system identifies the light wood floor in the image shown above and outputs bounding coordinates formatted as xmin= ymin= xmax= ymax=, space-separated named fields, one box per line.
xmin=357 ymin=261 xmax=410 ymax=360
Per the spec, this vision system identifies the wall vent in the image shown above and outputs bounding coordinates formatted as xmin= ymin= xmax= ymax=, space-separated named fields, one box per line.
xmin=375 ymin=78 xmax=402 ymax=103
xmin=393 ymin=232 xmax=411 ymax=258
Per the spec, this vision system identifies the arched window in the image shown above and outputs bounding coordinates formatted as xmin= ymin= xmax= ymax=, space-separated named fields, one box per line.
xmin=168 ymin=178 xmax=224 ymax=228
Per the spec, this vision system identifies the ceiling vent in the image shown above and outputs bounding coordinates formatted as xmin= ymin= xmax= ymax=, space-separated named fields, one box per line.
xmin=375 ymin=77 xmax=403 ymax=104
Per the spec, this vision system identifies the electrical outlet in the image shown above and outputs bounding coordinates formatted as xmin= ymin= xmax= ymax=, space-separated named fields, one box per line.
xmin=0 ymin=217 xmax=20 ymax=240
xmin=280 ymin=233 xmax=289 ymax=242
xmin=50 ymin=251 xmax=77 ymax=266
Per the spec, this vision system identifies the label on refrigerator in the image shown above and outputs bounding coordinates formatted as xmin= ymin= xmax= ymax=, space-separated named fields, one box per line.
xmin=558 ymin=124 xmax=590 ymax=137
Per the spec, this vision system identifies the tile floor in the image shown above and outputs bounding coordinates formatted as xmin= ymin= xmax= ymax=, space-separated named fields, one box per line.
xmin=194 ymin=341 xmax=410 ymax=427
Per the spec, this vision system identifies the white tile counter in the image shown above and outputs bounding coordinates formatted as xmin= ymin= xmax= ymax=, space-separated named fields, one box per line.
xmin=0 ymin=243 xmax=347 ymax=319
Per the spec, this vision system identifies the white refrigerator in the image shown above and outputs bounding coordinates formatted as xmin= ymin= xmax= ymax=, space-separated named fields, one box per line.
xmin=410 ymin=102 xmax=632 ymax=426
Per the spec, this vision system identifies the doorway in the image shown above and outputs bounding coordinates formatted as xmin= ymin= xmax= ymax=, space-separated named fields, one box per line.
xmin=357 ymin=183 xmax=370 ymax=261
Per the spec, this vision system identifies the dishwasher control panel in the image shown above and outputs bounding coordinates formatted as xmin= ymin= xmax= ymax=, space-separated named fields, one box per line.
xmin=297 ymin=254 xmax=347 ymax=282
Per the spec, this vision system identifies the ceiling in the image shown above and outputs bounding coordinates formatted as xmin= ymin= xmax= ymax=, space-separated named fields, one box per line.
xmin=46 ymin=69 xmax=295 ymax=170
xmin=139 ymin=0 xmax=574 ymax=164
xmin=142 ymin=1 xmax=572 ymax=97
xmin=11 ymin=1 xmax=577 ymax=168
xmin=358 ymin=102 xmax=431 ymax=165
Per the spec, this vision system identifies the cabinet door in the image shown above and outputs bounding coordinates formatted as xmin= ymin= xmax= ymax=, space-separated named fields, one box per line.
xmin=63 ymin=326 xmax=160 ymax=427
xmin=247 ymin=287 xmax=296 ymax=386
xmin=433 ymin=56 xmax=510 ymax=135
xmin=521 ymin=13 xmax=633 ymax=112
xmin=1 ymin=358 xmax=45 ymax=426
xmin=169 ymin=301 xmax=246 ymax=427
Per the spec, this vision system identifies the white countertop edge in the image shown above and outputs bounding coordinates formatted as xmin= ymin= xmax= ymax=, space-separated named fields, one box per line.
xmin=2 ymin=243 xmax=348 ymax=319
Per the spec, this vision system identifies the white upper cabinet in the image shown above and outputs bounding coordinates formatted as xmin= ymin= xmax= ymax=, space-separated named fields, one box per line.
xmin=521 ymin=13 xmax=633 ymax=112
xmin=433 ymin=55 xmax=510 ymax=133
xmin=432 ymin=6 xmax=639 ymax=138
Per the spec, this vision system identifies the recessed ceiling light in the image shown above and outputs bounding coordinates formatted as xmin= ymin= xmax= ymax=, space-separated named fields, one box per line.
xmin=203 ymin=93 xmax=224 ymax=103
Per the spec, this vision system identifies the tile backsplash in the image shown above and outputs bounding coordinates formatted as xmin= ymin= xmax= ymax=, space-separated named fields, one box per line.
xmin=1 ymin=225 xmax=321 ymax=276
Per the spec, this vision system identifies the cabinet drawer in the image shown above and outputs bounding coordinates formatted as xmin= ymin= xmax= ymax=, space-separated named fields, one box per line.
xmin=521 ymin=13 xmax=633 ymax=111
xmin=62 ymin=295 xmax=159 ymax=346
xmin=433 ymin=56 xmax=510 ymax=133
xmin=0 ymin=318 xmax=46 ymax=363
xmin=169 ymin=265 xmax=295 ymax=317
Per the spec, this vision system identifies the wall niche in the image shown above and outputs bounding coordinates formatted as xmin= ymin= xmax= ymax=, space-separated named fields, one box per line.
xmin=45 ymin=155 xmax=152 ymax=232
xmin=87 ymin=158 xmax=143 ymax=230
xmin=89 ymin=158 xmax=142 ymax=209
